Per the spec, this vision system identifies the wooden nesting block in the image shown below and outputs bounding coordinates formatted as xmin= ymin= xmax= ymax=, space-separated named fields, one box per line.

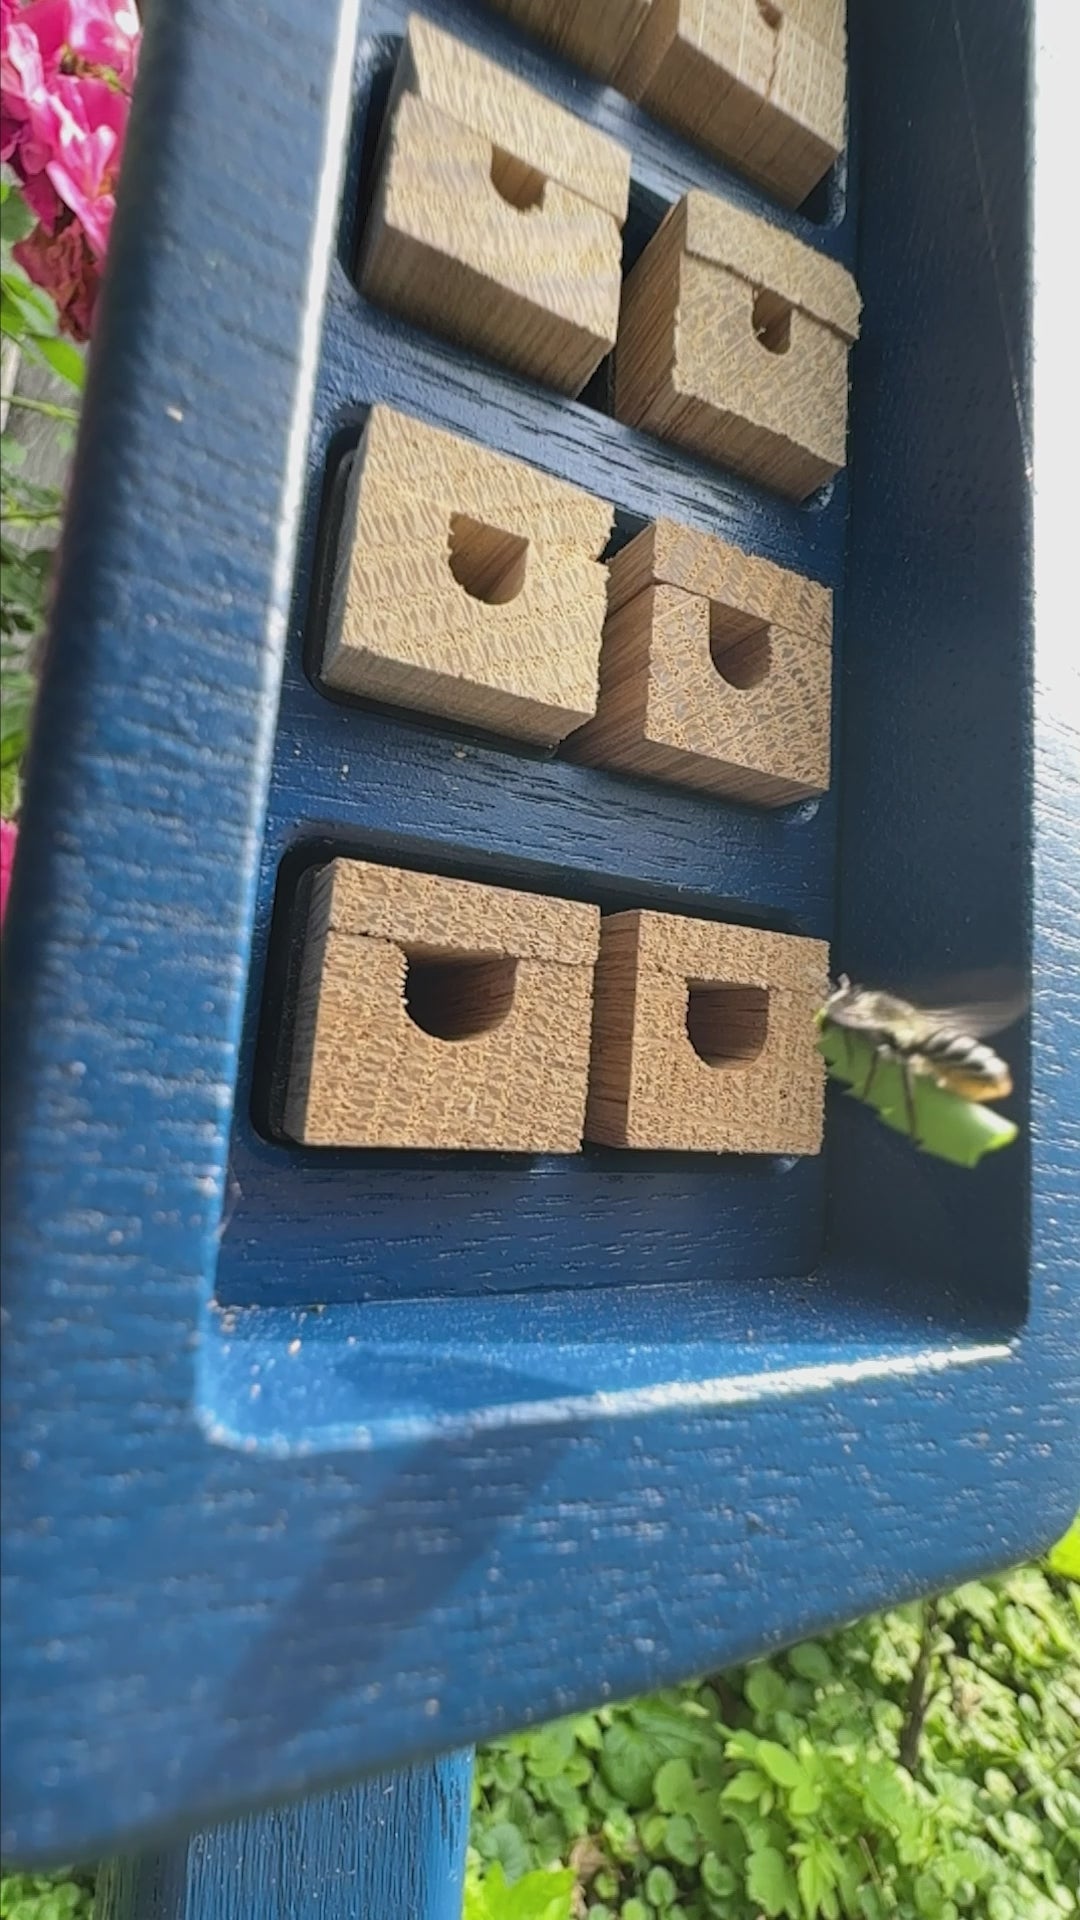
xmin=483 ymin=0 xmax=654 ymax=81
xmin=359 ymin=15 xmax=631 ymax=395
xmin=284 ymin=861 xmax=600 ymax=1152
xmin=321 ymin=406 xmax=613 ymax=744
xmin=569 ymin=518 xmax=831 ymax=804
xmin=616 ymin=0 xmax=846 ymax=208
xmin=615 ymin=191 xmax=861 ymax=499
xmin=587 ymin=912 xmax=827 ymax=1152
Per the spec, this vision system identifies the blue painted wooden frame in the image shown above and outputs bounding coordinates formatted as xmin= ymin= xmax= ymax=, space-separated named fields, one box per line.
xmin=2 ymin=0 xmax=1077 ymax=1870
xmin=93 ymin=1755 xmax=473 ymax=1920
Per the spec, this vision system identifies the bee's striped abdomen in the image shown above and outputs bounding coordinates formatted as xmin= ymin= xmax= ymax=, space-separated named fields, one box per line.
xmin=920 ymin=1029 xmax=1012 ymax=1101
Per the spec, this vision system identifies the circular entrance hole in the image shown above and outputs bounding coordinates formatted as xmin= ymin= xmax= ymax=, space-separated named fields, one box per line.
xmin=686 ymin=983 xmax=769 ymax=1066
xmin=752 ymin=288 xmax=792 ymax=355
xmin=448 ymin=514 xmax=529 ymax=606
xmin=489 ymin=146 xmax=547 ymax=211
xmin=709 ymin=604 xmax=772 ymax=689
xmin=404 ymin=952 xmax=518 ymax=1042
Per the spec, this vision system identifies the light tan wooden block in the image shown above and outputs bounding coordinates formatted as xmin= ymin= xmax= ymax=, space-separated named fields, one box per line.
xmin=284 ymin=861 xmax=600 ymax=1152
xmin=359 ymin=16 xmax=631 ymax=395
xmin=586 ymin=911 xmax=827 ymax=1152
xmin=569 ymin=519 xmax=831 ymax=804
xmin=615 ymin=0 xmax=845 ymax=208
xmin=321 ymin=406 xmax=613 ymax=744
xmin=483 ymin=0 xmax=655 ymax=82
xmin=615 ymin=190 xmax=860 ymax=499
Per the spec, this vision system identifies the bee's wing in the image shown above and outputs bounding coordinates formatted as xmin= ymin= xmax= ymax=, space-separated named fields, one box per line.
xmin=908 ymin=968 xmax=1028 ymax=1039
xmin=917 ymin=998 xmax=1027 ymax=1039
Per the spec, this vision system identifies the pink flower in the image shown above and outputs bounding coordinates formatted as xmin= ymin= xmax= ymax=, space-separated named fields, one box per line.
xmin=2 ymin=0 xmax=137 ymax=112
xmin=1 ymin=0 xmax=139 ymax=335
xmin=41 ymin=69 xmax=125 ymax=252
xmin=0 ymin=820 xmax=17 ymax=929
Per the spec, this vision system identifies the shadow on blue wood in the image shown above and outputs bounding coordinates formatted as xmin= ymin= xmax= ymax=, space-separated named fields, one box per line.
xmin=94 ymin=1755 xmax=472 ymax=1920
xmin=1 ymin=0 xmax=1077 ymax=1878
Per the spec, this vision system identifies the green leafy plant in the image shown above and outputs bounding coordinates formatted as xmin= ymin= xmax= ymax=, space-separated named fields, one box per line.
xmin=471 ymin=1564 xmax=1079 ymax=1919
xmin=463 ymin=1860 xmax=576 ymax=1920
xmin=2 ymin=174 xmax=83 ymax=815
xmin=1 ymin=182 xmax=87 ymax=391
xmin=0 ymin=1871 xmax=94 ymax=1920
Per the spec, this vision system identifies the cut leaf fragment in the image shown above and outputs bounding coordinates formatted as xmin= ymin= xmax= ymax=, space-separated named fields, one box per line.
xmin=816 ymin=1020 xmax=1019 ymax=1168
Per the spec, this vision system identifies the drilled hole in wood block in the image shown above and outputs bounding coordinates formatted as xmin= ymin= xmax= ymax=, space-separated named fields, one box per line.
xmin=756 ymin=0 xmax=783 ymax=31
xmin=283 ymin=860 xmax=600 ymax=1151
xmin=447 ymin=514 xmax=529 ymax=606
xmin=320 ymin=406 xmax=612 ymax=746
xmin=489 ymin=146 xmax=547 ymax=211
xmin=614 ymin=194 xmax=859 ymax=497
xmin=708 ymin=604 xmax=773 ymax=689
xmin=567 ymin=520 xmax=830 ymax=805
xmin=686 ymin=983 xmax=770 ymax=1066
xmin=356 ymin=17 xmax=631 ymax=395
xmin=585 ymin=912 xmax=826 ymax=1152
xmin=404 ymin=953 xmax=518 ymax=1042
xmin=752 ymin=288 xmax=792 ymax=355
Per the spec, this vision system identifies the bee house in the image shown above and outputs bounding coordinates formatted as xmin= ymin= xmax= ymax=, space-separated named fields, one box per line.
xmin=587 ymin=912 xmax=827 ymax=1152
xmin=359 ymin=14 xmax=631 ymax=395
xmin=283 ymin=860 xmax=600 ymax=1152
xmin=616 ymin=0 xmax=846 ymax=208
xmin=6 ymin=0 xmax=1060 ymax=1892
xmin=615 ymin=190 xmax=861 ymax=499
xmin=321 ymin=406 xmax=613 ymax=744
xmin=569 ymin=517 xmax=832 ymax=804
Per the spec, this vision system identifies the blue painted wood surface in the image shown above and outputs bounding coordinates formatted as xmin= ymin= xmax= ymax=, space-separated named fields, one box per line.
xmin=95 ymin=1755 xmax=472 ymax=1920
xmin=1 ymin=0 xmax=1077 ymax=1876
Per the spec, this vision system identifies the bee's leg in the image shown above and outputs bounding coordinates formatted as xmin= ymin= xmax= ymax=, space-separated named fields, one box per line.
xmin=860 ymin=1045 xmax=886 ymax=1104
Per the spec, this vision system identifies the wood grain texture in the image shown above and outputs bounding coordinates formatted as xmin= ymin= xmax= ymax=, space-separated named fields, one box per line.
xmin=615 ymin=189 xmax=860 ymax=497
xmin=483 ymin=0 xmax=654 ymax=80
xmin=321 ymin=404 xmax=612 ymax=742
xmin=284 ymin=859 xmax=599 ymax=1149
xmin=95 ymin=1756 xmax=472 ymax=1920
xmin=359 ymin=16 xmax=629 ymax=393
xmin=3 ymin=0 xmax=1075 ymax=1882
xmin=569 ymin=518 xmax=831 ymax=803
xmin=616 ymin=0 xmax=846 ymax=208
xmin=587 ymin=911 xmax=827 ymax=1149
xmin=397 ymin=11 xmax=631 ymax=218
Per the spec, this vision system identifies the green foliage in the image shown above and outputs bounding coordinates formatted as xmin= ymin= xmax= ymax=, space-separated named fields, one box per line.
xmin=1 ymin=448 xmax=58 ymax=810
xmin=0 ymin=1871 xmax=94 ymax=1920
xmin=1 ymin=179 xmax=86 ymax=391
xmin=1 ymin=174 xmax=82 ymax=816
xmin=816 ymin=1019 xmax=1018 ymax=1167
xmin=471 ymin=1565 xmax=1079 ymax=1919
xmin=463 ymin=1859 xmax=576 ymax=1920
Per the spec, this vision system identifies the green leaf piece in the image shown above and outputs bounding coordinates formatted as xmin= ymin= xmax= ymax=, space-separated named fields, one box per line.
xmin=817 ymin=1018 xmax=1019 ymax=1166
xmin=1047 ymin=1514 xmax=1080 ymax=1581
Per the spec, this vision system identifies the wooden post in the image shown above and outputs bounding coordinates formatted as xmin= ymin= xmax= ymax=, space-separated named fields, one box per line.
xmin=94 ymin=1753 xmax=474 ymax=1920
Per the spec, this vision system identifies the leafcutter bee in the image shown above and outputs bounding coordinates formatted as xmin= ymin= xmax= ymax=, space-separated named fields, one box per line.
xmin=820 ymin=975 xmax=1024 ymax=1142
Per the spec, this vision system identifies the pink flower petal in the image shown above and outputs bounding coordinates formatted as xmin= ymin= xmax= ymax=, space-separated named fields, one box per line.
xmin=0 ymin=820 xmax=17 ymax=930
